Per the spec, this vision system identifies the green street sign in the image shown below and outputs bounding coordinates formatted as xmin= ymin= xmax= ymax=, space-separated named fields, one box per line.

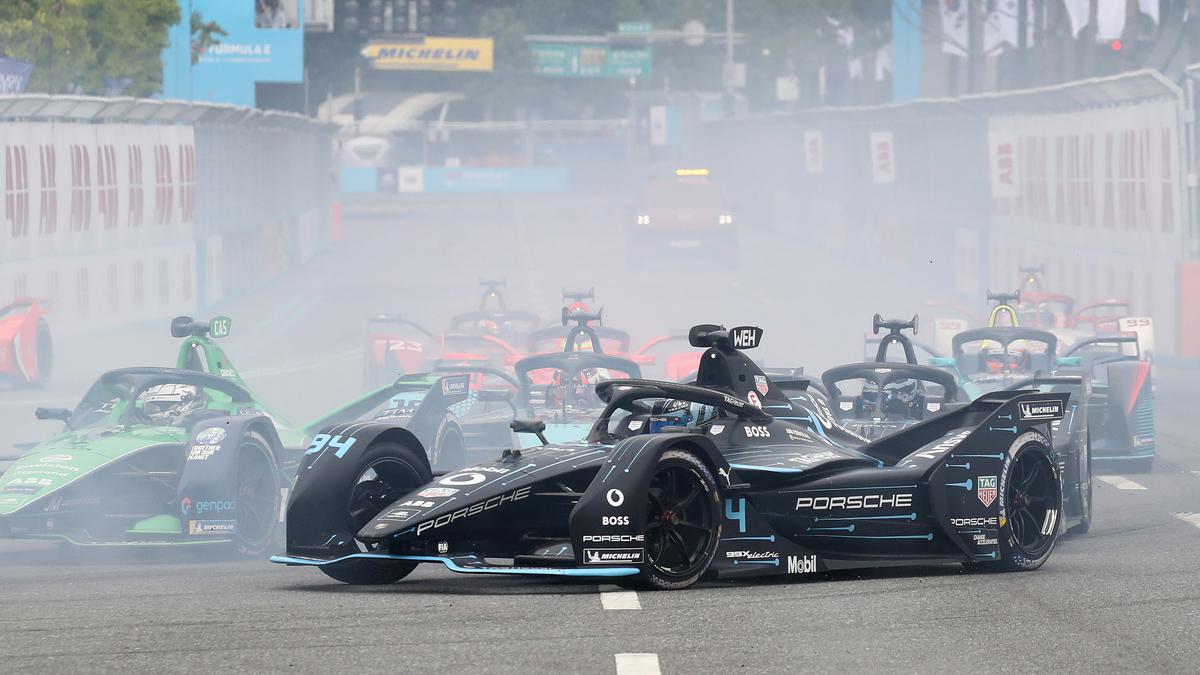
xmin=209 ymin=316 xmax=232 ymax=339
xmin=530 ymin=43 xmax=652 ymax=78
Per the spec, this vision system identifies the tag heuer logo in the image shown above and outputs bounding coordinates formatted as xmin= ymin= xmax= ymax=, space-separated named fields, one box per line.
xmin=755 ymin=375 xmax=770 ymax=396
xmin=977 ymin=475 xmax=998 ymax=507
xmin=1018 ymin=400 xmax=1063 ymax=420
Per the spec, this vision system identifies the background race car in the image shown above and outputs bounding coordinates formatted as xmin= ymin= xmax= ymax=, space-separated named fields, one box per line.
xmin=0 ymin=298 xmax=52 ymax=387
xmin=0 ymin=368 xmax=295 ymax=553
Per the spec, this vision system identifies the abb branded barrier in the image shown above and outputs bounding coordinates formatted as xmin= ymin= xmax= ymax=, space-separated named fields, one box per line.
xmin=696 ymin=70 xmax=1197 ymax=356
xmin=0 ymin=96 xmax=334 ymax=332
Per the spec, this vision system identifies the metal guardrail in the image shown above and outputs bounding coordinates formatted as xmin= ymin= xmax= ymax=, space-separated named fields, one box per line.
xmin=725 ymin=69 xmax=1183 ymax=123
xmin=0 ymin=94 xmax=334 ymax=130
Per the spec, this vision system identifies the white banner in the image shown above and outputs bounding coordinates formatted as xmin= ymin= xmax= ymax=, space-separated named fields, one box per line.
xmin=870 ymin=131 xmax=895 ymax=184
xmin=987 ymin=100 xmax=1181 ymax=241
xmin=988 ymin=130 xmax=1020 ymax=198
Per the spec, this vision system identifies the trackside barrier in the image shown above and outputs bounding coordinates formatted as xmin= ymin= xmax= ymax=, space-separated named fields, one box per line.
xmin=694 ymin=70 xmax=1197 ymax=357
xmin=0 ymin=95 xmax=335 ymax=332
xmin=1178 ymin=261 xmax=1200 ymax=359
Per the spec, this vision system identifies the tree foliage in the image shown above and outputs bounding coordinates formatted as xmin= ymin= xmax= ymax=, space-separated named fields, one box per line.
xmin=0 ymin=0 xmax=179 ymax=96
xmin=190 ymin=10 xmax=227 ymax=65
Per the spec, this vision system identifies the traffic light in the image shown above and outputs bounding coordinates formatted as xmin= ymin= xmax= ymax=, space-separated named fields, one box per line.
xmin=340 ymin=0 xmax=460 ymax=35
xmin=416 ymin=0 xmax=460 ymax=35
xmin=339 ymin=0 xmax=386 ymax=34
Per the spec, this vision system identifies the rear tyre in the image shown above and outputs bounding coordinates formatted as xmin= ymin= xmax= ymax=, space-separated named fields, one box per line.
xmin=320 ymin=441 xmax=430 ymax=585
xmin=233 ymin=432 xmax=280 ymax=557
xmin=976 ymin=440 xmax=1061 ymax=572
xmin=431 ymin=425 xmax=466 ymax=473
xmin=628 ymin=449 xmax=721 ymax=591
xmin=1069 ymin=436 xmax=1092 ymax=535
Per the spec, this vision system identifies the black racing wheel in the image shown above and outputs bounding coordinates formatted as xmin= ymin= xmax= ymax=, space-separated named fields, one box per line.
xmin=233 ymin=432 xmax=280 ymax=557
xmin=631 ymin=449 xmax=721 ymax=590
xmin=974 ymin=436 xmax=1061 ymax=572
xmin=320 ymin=442 xmax=430 ymax=585
xmin=431 ymin=425 xmax=466 ymax=473
xmin=1070 ymin=432 xmax=1092 ymax=535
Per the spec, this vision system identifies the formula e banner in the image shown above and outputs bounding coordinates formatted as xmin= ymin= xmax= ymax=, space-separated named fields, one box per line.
xmin=0 ymin=57 xmax=33 ymax=94
xmin=161 ymin=0 xmax=304 ymax=105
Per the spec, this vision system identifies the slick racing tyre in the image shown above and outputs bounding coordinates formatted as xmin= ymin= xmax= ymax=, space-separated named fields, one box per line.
xmin=976 ymin=434 xmax=1061 ymax=572
xmin=234 ymin=432 xmax=280 ymax=557
xmin=320 ymin=441 xmax=430 ymax=585
xmin=1070 ymin=434 xmax=1092 ymax=535
xmin=628 ymin=449 xmax=721 ymax=591
xmin=430 ymin=425 xmax=466 ymax=473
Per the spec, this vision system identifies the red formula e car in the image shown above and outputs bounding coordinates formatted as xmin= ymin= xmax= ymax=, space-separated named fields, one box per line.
xmin=0 ymin=299 xmax=52 ymax=387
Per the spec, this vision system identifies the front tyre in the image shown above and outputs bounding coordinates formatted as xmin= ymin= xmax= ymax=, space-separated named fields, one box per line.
xmin=320 ymin=441 xmax=430 ymax=585
xmin=632 ymin=449 xmax=721 ymax=590
xmin=233 ymin=432 xmax=280 ymax=557
xmin=978 ymin=439 xmax=1061 ymax=572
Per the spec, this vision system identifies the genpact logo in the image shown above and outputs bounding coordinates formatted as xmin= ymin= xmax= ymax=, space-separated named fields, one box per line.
xmin=180 ymin=497 xmax=235 ymax=515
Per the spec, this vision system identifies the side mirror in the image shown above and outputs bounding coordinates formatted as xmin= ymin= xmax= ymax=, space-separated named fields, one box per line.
xmin=510 ymin=419 xmax=548 ymax=445
xmin=929 ymin=357 xmax=955 ymax=368
xmin=35 ymin=407 xmax=71 ymax=422
xmin=170 ymin=316 xmax=194 ymax=338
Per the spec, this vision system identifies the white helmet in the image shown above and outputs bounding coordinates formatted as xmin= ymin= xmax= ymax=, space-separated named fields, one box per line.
xmin=139 ymin=383 xmax=206 ymax=423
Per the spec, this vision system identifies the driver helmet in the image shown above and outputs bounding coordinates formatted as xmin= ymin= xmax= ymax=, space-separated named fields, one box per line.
xmin=478 ymin=319 xmax=500 ymax=335
xmin=139 ymin=384 xmax=206 ymax=423
xmin=884 ymin=378 xmax=919 ymax=404
xmin=648 ymin=399 xmax=718 ymax=433
xmin=982 ymin=349 xmax=1019 ymax=374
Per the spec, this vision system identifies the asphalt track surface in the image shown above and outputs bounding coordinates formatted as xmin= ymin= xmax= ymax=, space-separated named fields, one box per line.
xmin=3 ymin=197 xmax=1200 ymax=673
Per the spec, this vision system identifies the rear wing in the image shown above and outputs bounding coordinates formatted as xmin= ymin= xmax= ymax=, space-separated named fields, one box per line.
xmin=856 ymin=389 xmax=1070 ymax=467
xmin=1005 ymin=375 xmax=1084 ymax=390
xmin=303 ymin=372 xmax=476 ymax=436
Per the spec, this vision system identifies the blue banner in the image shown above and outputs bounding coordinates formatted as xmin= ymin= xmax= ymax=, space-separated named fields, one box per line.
xmin=891 ymin=0 xmax=922 ymax=102
xmin=161 ymin=0 xmax=304 ymax=106
xmin=0 ymin=57 xmax=34 ymax=94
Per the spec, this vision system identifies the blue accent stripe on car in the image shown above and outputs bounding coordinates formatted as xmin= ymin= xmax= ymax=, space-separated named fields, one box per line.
xmin=269 ymin=553 xmax=640 ymax=577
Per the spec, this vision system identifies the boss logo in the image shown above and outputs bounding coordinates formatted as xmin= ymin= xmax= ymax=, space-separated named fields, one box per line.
xmin=742 ymin=425 xmax=771 ymax=438
xmin=601 ymin=515 xmax=630 ymax=526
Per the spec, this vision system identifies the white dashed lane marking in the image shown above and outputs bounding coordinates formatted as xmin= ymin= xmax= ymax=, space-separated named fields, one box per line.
xmin=615 ymin=653 xmax=661 ymax=675
xmin=1097 ymin=475 xmax=1147 ymax=491
xmin=1172 ymin=513 xmax=1200 ymax=529
xmin=599 ymin=585 xmax=641 ymax=610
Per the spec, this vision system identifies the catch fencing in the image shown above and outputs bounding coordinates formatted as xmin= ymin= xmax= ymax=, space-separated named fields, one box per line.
xmin=696 ymin=70 xmax=1198 ymax=357
xmin=0 ymin=95 xmax=335 ymax=332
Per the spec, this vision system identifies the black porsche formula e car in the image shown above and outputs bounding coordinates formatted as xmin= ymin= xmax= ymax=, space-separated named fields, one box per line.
xmin=274 ymin=324 xmax=1070 ymax=590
